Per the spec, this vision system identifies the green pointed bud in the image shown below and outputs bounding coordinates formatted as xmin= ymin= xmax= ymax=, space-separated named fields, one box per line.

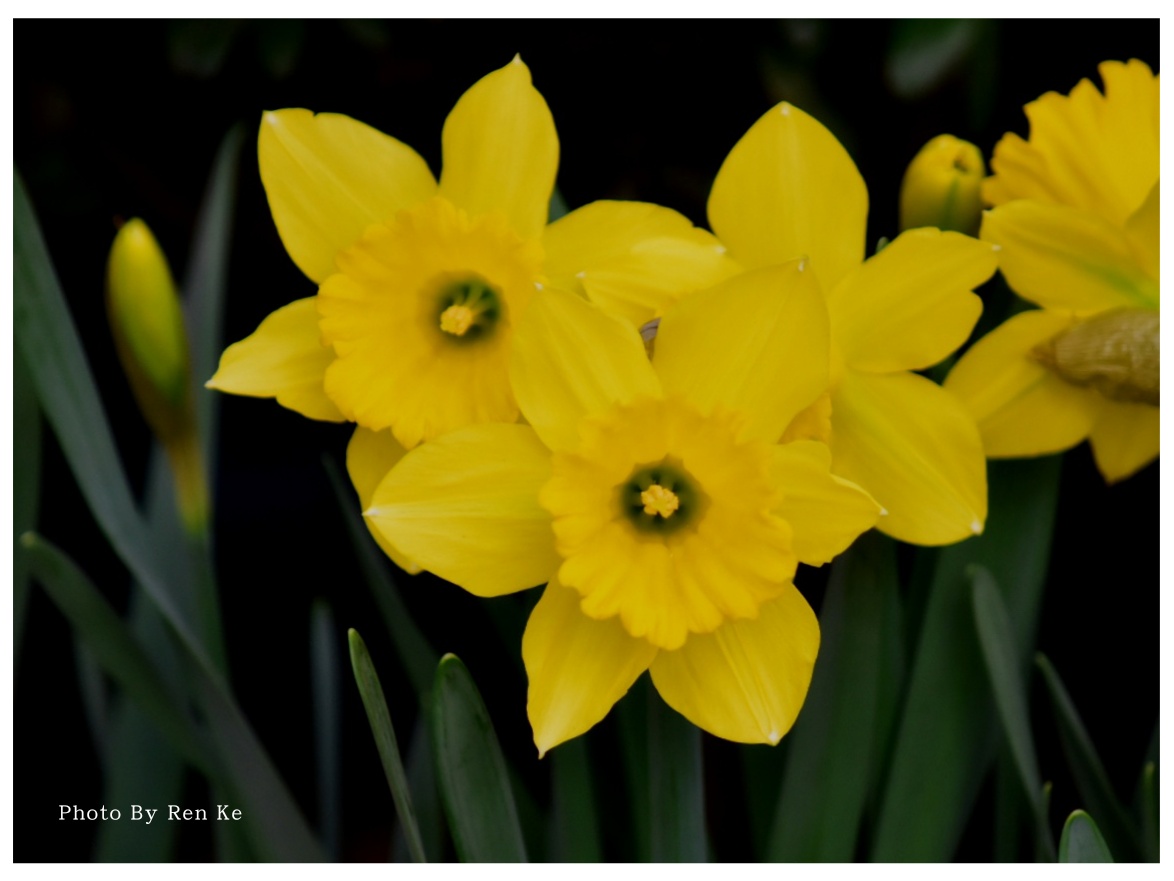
xmin=107 ymin=218 xmax=192 ymax=434
xmin=107 ymin=218 xmax=207 ymax=533
xmin=899 ymin=134 xmax=985 ymax=236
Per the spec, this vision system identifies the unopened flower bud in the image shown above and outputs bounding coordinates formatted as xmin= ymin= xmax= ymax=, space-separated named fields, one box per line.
xmin=107 ymin=218 xmax=208 ymax=532
xmin=1033 ymin=308 xmax=1159 ymax=406
xmin=107 ymin=218 xmax=192 ymax=437
xmin=899 ymin=135 xmax=985 ymax=236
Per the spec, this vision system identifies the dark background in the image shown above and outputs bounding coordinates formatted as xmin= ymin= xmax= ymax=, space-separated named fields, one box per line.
xmin=15 ymin=19 xmax=1158 ymax=861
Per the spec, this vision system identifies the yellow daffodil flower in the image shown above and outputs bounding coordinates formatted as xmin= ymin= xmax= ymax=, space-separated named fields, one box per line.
xmin=365 ymin=265 xmax=881 ymax=754
xmin=946 ymin=59 xmax=1159 ymax=483
xmin=205 ymin=57 xmax=734 ymax=566
xmin=582 ymin=102 xmax=998 ymax=546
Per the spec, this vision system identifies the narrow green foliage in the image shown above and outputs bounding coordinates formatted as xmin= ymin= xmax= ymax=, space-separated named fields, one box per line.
xmin=324 ymin=457 xmax=437 ymax=702
xmin=432 ymin=654 xmax=527 ymax=862
xmin=549 ymin=736 xmax=603 ymax=861
xmin=13 ymin=349 xmax=41 ymax=660
xmin=311 ymin=602 xmax=342 ymax=859
xmin=769 ymin=531 xmax=899 ymax=860
xmin=970 ymin=566 xmax=1054 ymax=860
xmin=348 ymin=629 xmax=426 ymax=862
xmin=393 ymin=720 xmax=444 ymax=862
xmin=873 ymin=457 xmax=1062 ymax=861
xmin=648 ymin=688 xmax=707 ymax=862
xmin=1035 ymin=653 xmax=1142 ymax=861
xmin=1140 ymin=762 xmax=1158 ymax=862
xmin=616 ymin=676 xmax=652 ymax=861
xmin=21 ymin=533 xmax=211 ymax=773
xmin=1059 ymin=811 xmax=1113 ymax=863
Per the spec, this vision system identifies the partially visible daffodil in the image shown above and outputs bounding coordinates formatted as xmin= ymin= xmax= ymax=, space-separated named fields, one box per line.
xmin=107 ymin=218 xmax=207 ymax=534
xmin=899 ymin=134 xmax=986 ymax=235
xmin=205 ymin=57 xmax=734 ymax=565
xmin=366 ymin=268 xmax=881 ymax=754
xmin=588 ymin=103 xmax=998 ymax=546
xmin=946 ymin=59 xmax=1159 ymax=483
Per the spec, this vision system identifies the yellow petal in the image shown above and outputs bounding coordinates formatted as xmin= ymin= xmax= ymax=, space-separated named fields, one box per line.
xmin=1125 ymin=182 xmax=1160 ymax=282
xmin=206 ymin=298 xmax=344 ymax=422
xmin=649 ymin=584 xmax=819 ymax=745
xmin=707 ymin=102 xmax=867 ymax=289
xmin=511 ymin=288 xmax=661 ymax=451
xmin=654 ymin=262 xmax=829 ymax=443
xmin=945 ymin=310 xmax=1100 ymax=458
xmin=258 ymin=109 xmax=437 ymax=283
xmin=440 ymin=57 xmax=558 ymax=242
xmin=829 ymin=370 xmax=987 ymax=546
xmin=986 ymin=60 xmax=1159 ymax=225
xmin=346 ymin=426 xmax=420 ymax=574
xmin=366 ymin=423 xmax=559 ymax=597
xmin=828 ymin=228 xmax=995 ymax=373
xmin=523 ymin=577 xmax=657 ymax=757
xmin=1089 ymin=399 xmax=1159 ymax=483
xmin=771 ymin=441 xmax=881 ymax=566
xmin=541 ymin=200 xmax=741 ymax=327
xmin=982 ymin=200 xmax=1158 ymax=313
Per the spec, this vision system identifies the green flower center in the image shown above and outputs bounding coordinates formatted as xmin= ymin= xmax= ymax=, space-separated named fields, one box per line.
xmin=618 ymin=458 xmax=707 ymax=534
xmin=435 ymin=276 xmax=503 ymax=343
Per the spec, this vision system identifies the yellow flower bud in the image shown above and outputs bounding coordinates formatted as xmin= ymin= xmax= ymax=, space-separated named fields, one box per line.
xmin=106 ymin=218 xmax=207 ymax=532
xmin=899 ymin=134 xmax=986 ymax=236
xmin=107 ymin=218 xmax=192 ymax=432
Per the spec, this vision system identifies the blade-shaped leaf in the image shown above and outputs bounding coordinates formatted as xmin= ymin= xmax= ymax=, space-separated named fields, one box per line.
xmin=312 ymin=601 xmax=342 ymax=859
xmin=183 ymin=123 xmax=243 ymax=470
xmin=1036 ymin=653 xmax=1142 ymax=861
xmin=549 ymin=736 xmax=602 ymax=861
xmin=1059 ymin=810 xmax=1113 ymax=863
xmin=325 ymin=456 xmax=437 ymax=702
xmin=872 ymin=456 xmax=1063 ymax=861
xmin=14 ymin=170 xmax=210 ymax=668
xmin=13 ymin=348 xmax=41 ymax=660
xmin=21 ymin=533 xmax=212 ymax=774
xmin=616 ymin=675 xmax=652 ymax=861
xmin=348 ymin=629 xmax=426 ymax=862
xmin=392 ymin=718 xmax=444 ymax=862
xmin=432 ymin=654 xmax=527 ymax=862
xmin=1140 ymin=762 xmax=1158 ymax=862
xmin=769 ymin=531 xmax=899 ymax=861
xmin=648 ymin=687 xmax=707 ymax=862
xmin=971 ymin=566 xmax=1054 ymax=860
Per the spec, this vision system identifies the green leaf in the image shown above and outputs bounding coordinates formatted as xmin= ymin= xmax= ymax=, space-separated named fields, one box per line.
xmin=1059 ymin=810 xmax=1113 ymax=863
xmin=548 ymin=187 xmax=570 ymax=223
xmin=392 ymin=719 xmax=445 ymax=862
xmin=432 ymin=654 xmax=527 ymax=862
xmin=872 ymin=456 xmax=1062 ymax=861
xmin=324 ymin=456 xmax=437 ymax=702
xmin=14 ymin=170 xmax=211 ymax=669
xmin=548 ymin=736 xmax=602 ymax=862
xmin=1140 ymin=761 xmax=1158 ymax=862
xmin=769 ymin=531 xmax=899 ymax=860
xmin=616 ymin=676 xmax=652 ymax=861
xmin=13 ymin=348 xmax=41 ymax=661
xmin=311 ymin=601 xmax=342 ymax=859
xmin=648 ymin=687 xmax=707 ymax=862
xmin=971 ymin=566 xmax=1054 ymax=860
xmin=348 ymin=629 xmax=427 ymax=862
xmin=1036 ymin=653 xmax=1142 ymax=861
xmin=183 ymin=123 xmax=243 ymax=470
xmin=885 ymin=19 xmax=983 ymax=99
xmin=21 ymin=533 xmax=212 ymax=774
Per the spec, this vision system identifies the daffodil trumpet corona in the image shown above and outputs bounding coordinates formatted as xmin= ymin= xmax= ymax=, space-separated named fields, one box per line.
xmin=365 ymin=266 xmax=882 ymax=755
xmin=205 ymin=56 xmax=735 ymax=564
xmin=946 ymin=59 xmax=1159 ymax=483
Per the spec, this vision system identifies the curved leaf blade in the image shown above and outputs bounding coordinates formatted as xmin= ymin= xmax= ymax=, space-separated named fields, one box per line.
xmin=348 ymin=629 xmax=427 ymax=862
xmin=432 ymin=654 xmax=527 ymax=862
xmin=1059 ymin=810 xmax=1113 ymax=863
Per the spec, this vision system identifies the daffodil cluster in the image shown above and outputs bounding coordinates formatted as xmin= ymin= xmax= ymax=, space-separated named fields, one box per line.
xmin=211 ymin=58 xmax=1006 ymax=753
xmin=947 ymin=60 xmax=1159 ymax=483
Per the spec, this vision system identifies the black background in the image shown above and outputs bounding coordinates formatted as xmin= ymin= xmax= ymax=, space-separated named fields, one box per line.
xmin=15 ymin=19 xmax=1159 ymax=861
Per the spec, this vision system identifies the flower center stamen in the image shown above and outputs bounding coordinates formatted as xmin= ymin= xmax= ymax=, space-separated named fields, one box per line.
xmin=439 ymin=304 xmax=475 ymax=336
xmin=640 ymin=484 xmax=680 ymax=518
xmin=433 ymin=276 xmax=504 ymax=344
